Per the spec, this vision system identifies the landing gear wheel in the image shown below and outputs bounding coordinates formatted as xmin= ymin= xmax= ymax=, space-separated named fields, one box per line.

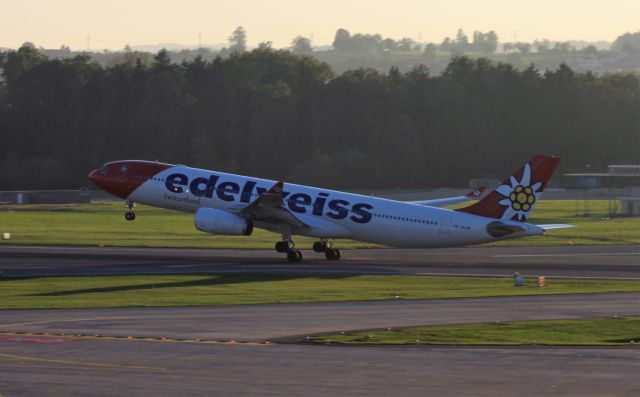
xmin=275 ymin=241 xmax=294 ymax=253
xmin=287 ymin=250 xmax=303 ymax=263
xmin=124 ymin=201 xmax=136 ymax=221
xmin=325 ymin=248 xmax=341 ymax=261
xmin=313 ymin=241 xmax=327 ymax=253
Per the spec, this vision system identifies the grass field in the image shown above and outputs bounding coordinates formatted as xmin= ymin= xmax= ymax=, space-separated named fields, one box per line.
xmin=1 ymin=274 xmax=638 ymax=309
xmin=0 ymin=200 xmax=637 ymax=248
xmin=310 ymin=317 xmax=640 ymax=346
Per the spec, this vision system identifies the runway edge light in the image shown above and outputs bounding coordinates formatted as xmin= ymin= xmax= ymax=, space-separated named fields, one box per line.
xmin=2 ymin=233 xmax=10 ymax=240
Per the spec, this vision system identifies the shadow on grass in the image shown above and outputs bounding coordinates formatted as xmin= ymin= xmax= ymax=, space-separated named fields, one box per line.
xmin=607 ymin=337 xmax=640 ymax=343
xmin=28 ymin=273 xmax=353 ymax=297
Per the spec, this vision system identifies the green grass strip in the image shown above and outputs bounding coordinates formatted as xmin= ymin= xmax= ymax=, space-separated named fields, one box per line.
xmin=311 ymin=317 xmax=640 ymax=346
xmin=1 ymin=274 xmax=638 ymax=309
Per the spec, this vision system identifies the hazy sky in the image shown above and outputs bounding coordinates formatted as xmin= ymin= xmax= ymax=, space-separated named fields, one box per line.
xmin=2 ymin=0 xmax=639 ymax=50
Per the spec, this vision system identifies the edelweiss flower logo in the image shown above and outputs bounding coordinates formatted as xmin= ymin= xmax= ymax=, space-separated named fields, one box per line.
xmin=496 ymin=163 xmax=543 ymax=221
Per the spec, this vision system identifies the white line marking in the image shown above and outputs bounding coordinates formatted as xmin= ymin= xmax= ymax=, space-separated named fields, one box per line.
xmin=415 ymin=272 xmax=640 ymax=280
xmin=162 ymin=265 xmax=197 ymax=268
xmin=0 ymin=317 xmax=132 ymax=328
xmin=492 ymin=253 xmax=639 ymax=258
xmin=0 ymin=245 xmax=235 ymax=254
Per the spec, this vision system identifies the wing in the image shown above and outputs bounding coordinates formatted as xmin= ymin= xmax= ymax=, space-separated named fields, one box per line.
xmin=233 ymin=181 xmax=307 ymax=228
xmin=411 ymin=187 xmax=486 ymax=208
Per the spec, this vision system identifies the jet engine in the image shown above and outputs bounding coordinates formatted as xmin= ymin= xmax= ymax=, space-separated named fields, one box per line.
xmin=194 ymin=208 xmax=253 ymax=236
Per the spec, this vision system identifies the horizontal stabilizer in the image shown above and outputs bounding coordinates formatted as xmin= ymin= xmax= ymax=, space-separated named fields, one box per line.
xmin=412 ymin=187 xmax=485 ymax=208
xmin=538 ymin=224 xmax=575 ymax=230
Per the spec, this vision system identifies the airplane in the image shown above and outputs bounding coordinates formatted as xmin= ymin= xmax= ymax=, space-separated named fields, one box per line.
xmin=88 ymin=155 xmax=572 ymax=262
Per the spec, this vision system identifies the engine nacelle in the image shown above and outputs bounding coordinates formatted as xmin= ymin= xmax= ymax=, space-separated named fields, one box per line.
xmin=194 ymin=208 xmax=253 ymax=236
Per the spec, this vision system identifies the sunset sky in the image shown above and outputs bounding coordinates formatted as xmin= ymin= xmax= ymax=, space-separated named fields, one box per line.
xmin=2 ymin=0 xmax=638 ymax=50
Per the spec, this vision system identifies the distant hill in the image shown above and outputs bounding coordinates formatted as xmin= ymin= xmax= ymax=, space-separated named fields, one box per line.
xmin=131 ymin=43 xmax=226 ymax=52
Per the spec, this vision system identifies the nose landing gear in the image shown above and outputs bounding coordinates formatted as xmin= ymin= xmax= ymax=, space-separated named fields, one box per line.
xmin=124 ymin=201 xmax=136 ymax=221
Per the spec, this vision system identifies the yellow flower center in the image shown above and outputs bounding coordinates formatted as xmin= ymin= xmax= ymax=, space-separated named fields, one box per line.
xmin=510 ymin=185 xmax=536 ymax=212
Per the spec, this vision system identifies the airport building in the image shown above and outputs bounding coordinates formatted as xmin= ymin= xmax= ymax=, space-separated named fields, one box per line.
xmin=564 ymin=165 xmax=640 ymax=216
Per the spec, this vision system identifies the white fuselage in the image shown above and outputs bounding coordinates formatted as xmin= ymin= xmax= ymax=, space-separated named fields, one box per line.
xmin=128 ymin=165 xmax=543 ymax=247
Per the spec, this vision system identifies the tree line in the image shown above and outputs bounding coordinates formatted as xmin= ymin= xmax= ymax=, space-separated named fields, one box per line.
xmin=16 ymin=28 xmax=640 ymax=77
xmin=0 ymin=44 xmax=638 ymax=190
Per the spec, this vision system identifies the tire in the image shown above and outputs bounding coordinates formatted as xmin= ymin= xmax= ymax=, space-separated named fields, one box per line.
xmin=275 ymin=241 xmax=288 ymax=253
xmin=325 ymin=248 xmax=341 ymax=261
xmin=287 ymin=250 xmax=302 ymax=263
xmin=125 ymin=212 xmax=136 ymax=221
xmin=313 ymin=241 xmax=327 ymax=253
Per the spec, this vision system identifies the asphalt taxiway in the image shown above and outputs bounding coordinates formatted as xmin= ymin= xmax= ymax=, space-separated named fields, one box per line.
xmin=1 ymin=293 xmax=638 ymax=341
xmin=0 ymin=293 xmax=639 ymax=397
xmin=0 ymin=244 xmax=638 ymax=278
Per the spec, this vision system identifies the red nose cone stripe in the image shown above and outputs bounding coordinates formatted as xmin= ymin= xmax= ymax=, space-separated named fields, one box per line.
xmin=89 ymin=161 xmax=174 ymax=199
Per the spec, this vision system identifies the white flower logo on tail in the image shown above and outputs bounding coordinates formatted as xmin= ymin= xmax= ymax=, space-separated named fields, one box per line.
xmin=496 ymin=163 xmax=543 ymax=221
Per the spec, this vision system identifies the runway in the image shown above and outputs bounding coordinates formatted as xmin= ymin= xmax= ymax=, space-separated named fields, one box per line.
xmin=1 ymin=244 xmax=639 ymax=396
xmin=1 ymin=244 xmax=639 ymax=278
xmin=1 ymin=293 xmax=639 ymax=397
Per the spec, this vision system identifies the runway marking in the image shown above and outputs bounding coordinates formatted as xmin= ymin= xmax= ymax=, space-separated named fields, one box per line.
xmin=162 ymin=264 xmax=198 ymax=268
xmin=0 ymin=353 xmax=166 ymax=371
xmin=0 ymin=245 xmax=241 ymax=254
xmin=492 ymin=253 xmax=639 ymax=258
xmin=0 ymin=336 xmax=67 ymax=343
xmin=414 ymin=272 xmax=640 ymax=280
xmin=0 ymin=316 xmax=132 ymax=328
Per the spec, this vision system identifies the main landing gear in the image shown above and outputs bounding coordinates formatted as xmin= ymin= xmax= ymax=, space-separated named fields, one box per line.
xmin=313 ymin=240 xmax=341 ymax=261
xmin=275 ymin=238 xmax=341 ymax=262
xmin=275 ymin=240 xmax=302 ymax=263
xmin=124 ymin=201 xmax=136 ymax=221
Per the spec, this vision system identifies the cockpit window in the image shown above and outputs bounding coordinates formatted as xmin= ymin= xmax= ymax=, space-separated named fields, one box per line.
xmin=99 ymin=165 xmax=109 ymax=174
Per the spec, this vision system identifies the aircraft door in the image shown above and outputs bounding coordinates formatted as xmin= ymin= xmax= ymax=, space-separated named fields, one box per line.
xmin=438 ymin=216 xmax=452 ymax=234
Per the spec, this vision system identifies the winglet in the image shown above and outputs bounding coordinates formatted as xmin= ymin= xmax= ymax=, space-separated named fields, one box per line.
xmin=267 ymin=181 xmax=284 ymax=195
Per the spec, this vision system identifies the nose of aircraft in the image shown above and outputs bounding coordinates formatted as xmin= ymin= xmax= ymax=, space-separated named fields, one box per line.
xmin=88 ymin=168 xmax=100 ymax=184
xmin=88 ymin=160 xmax=174 ymax=199
xmin=88 ymin=166 xmax=115 ymax=195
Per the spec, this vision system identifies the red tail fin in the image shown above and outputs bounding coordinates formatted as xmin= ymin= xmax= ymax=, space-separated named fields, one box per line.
xmin=464 ymin=187 xmax=486 ymax=199
xmin=456 ymin=155 xmax=559 ymax=222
